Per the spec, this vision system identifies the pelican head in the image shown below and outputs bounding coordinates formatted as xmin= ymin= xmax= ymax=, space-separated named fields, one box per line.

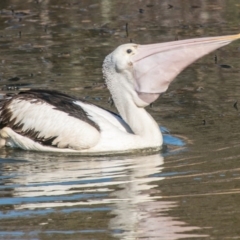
xmin=104 ymin=34 xmax=240 ymax=107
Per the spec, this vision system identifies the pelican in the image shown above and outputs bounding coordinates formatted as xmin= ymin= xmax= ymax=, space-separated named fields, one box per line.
xmin=0 ymin=34 xmax=239 ymax=154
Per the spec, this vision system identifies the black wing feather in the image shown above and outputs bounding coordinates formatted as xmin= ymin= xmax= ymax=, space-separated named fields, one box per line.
xmin=0 ymin=89 xmax=100 ymax=147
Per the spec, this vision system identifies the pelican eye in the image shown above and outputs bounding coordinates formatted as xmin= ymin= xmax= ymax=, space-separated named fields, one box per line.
xmin=126 ymin=49 xmax=132 ymax=54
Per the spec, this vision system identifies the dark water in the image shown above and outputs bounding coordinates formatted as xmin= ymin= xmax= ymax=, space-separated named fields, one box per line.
xmin=0 ymin=0 xmax=240 ymax=239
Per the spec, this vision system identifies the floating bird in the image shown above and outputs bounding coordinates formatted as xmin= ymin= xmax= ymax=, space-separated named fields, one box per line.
xmin=0 ymin=34 xmax=239 ymax=153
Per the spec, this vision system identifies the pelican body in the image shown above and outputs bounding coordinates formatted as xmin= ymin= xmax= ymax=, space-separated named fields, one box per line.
xmin=0 ymin=34 xmax=239 ymax=153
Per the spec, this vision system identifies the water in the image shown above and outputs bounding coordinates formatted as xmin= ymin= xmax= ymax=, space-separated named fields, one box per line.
xmin=0 ymin=0 xmax=240 ymax=239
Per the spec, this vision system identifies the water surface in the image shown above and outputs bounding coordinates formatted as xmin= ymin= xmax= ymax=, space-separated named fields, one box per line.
xmin=0 ymin=0 xmax=240 ymax=239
